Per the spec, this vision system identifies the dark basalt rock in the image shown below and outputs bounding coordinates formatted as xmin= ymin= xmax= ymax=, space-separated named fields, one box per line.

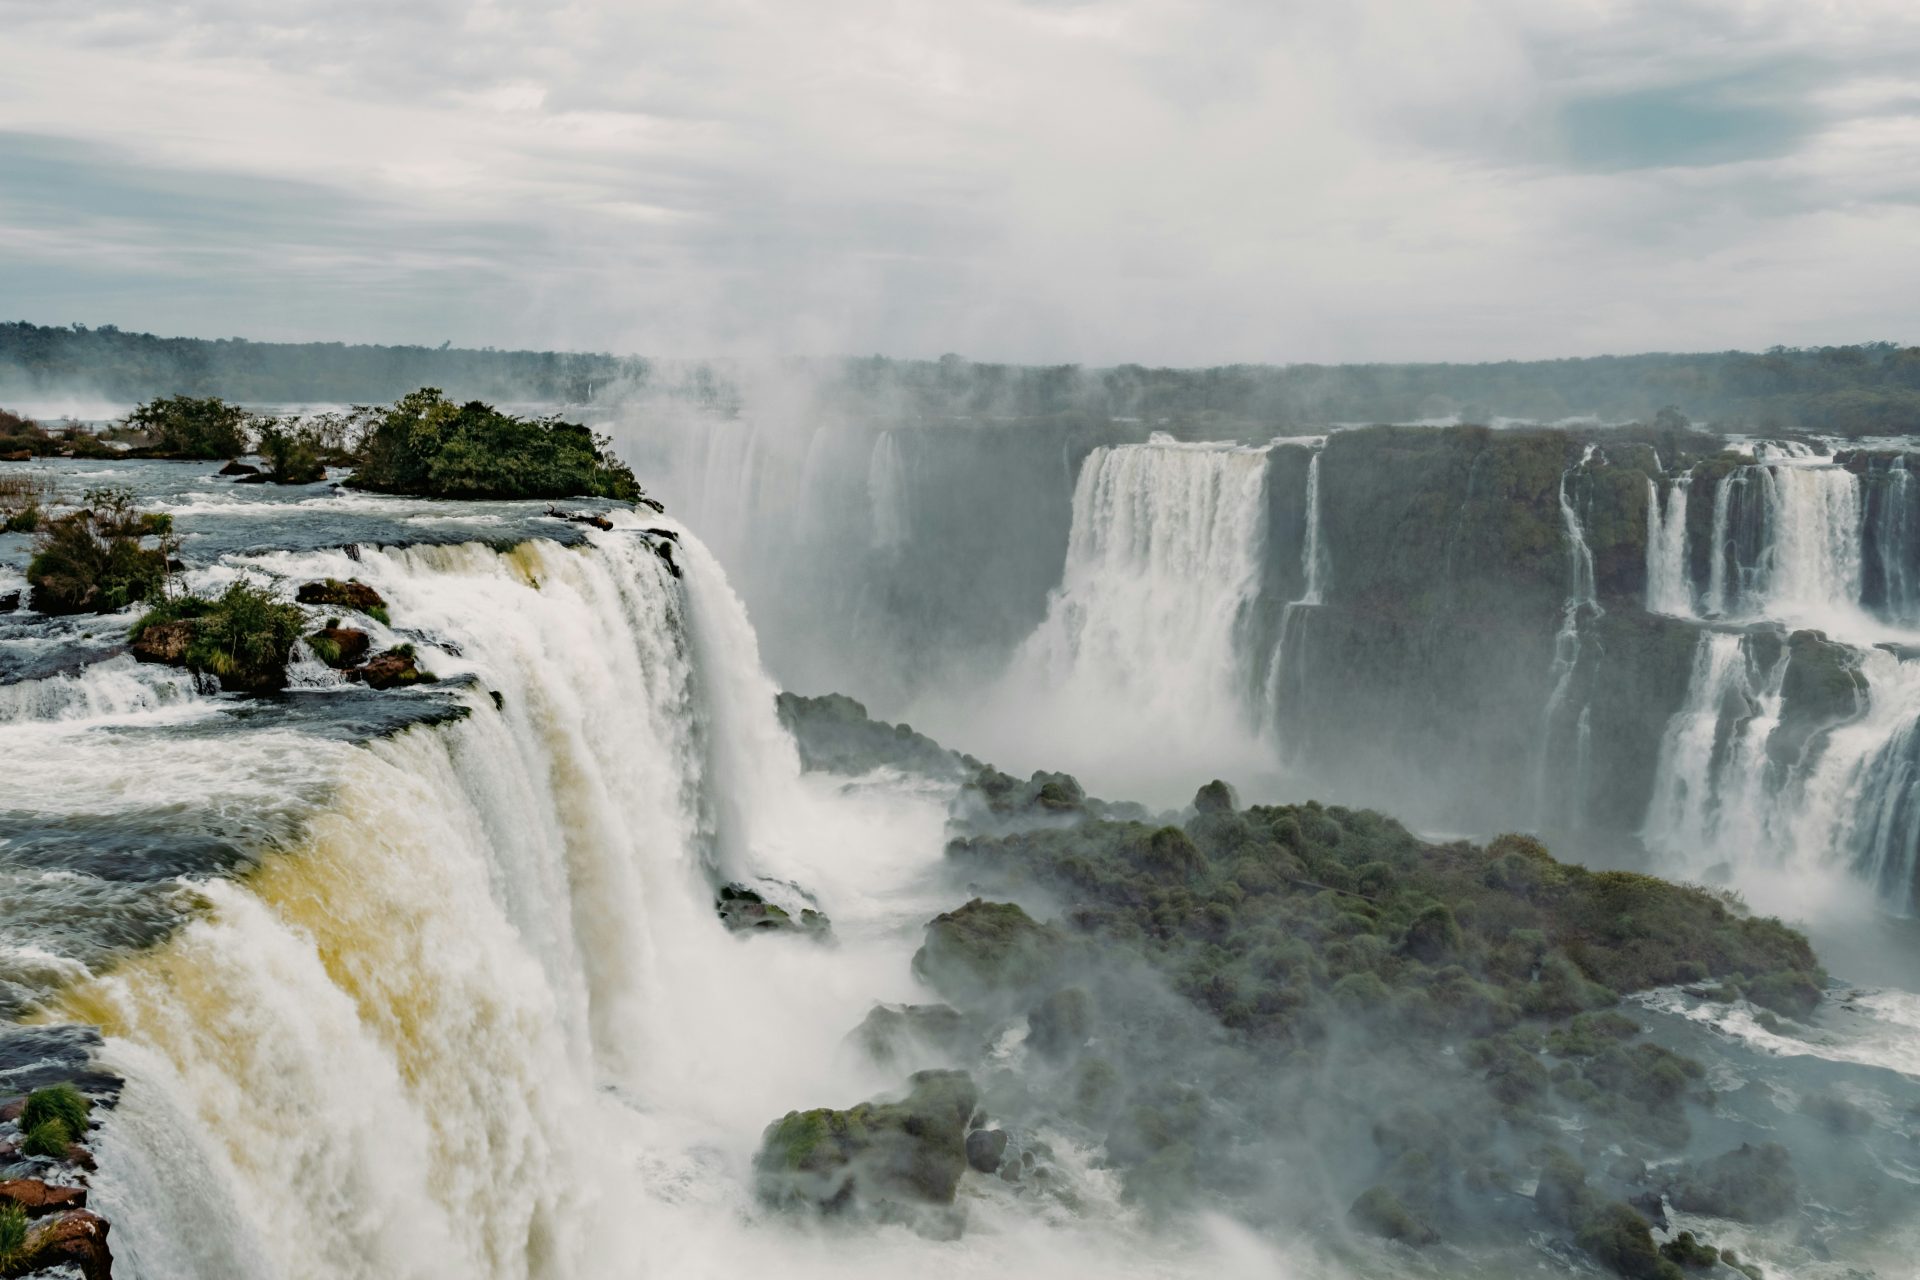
xmin=965 ymin=1127 xmax=1008 ymax=1173
xmin=233 ymin=471 xmax=271 ymax=485
xmin=217 ymin=460 xmax=259 ymax=477
xmin=0 ymin=593 xmax=18 ymax=614
xmin=547 ymin=507 xmax=613 ymax=531
xmin=715 ymin=884 xmax=830 ymax=938
xmin=295 ymin=578 xmax=387 ymax=616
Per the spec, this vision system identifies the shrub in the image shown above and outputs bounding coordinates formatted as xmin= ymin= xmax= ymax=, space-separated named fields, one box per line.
xmin=21 ymin=1121 xmax=68 ymax=1159
xmin=352 ymin=388 xmax=645 ymax=501
xmin=21 ymin=1084 xmax=88 ymax=1143
xmin=27 ymin=488 xmax=174 ymax=614
xmin=132 ymin=582 xmax=309 ymax=693
xmin=255 ymin=419 xmax=327 ymax=484
xmin=127 ymin=395 xmax=250 ymax=459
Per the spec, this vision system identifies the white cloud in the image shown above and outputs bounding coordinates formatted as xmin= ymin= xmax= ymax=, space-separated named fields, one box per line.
xmin=0 ymin=0 xmax=1916 ymax=362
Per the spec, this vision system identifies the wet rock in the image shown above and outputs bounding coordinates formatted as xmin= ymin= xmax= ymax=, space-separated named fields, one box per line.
xmin=965 ymin=1127 xmax=1008 ymax=1173
xmin=0 ymin=592 xmax=18 ymax=613
xmin=233 ymin=471 xmax=271 ymax=484
xmin=130 ymin=618 xmax=196 ymax=666
xmin=547 ymin=507 xmax=613 ymax=531
xmin=0 ymin=450 xmax=30 ymax=463
xmin=348 ymin=647 xmax=432 ymax=691
xmin=715 ymin=884 xmax=829 ymax=938
xmin=217 ymin=460 xmax=259 ymax=477
xmin=307 ymin=625 xmax=370 ymax=670
xmin=0 ymin=1178 xmax=86 ymax=1215
xmin=26 ymin=1209 xmax=112 ymax=1280
xmin=0 ymin=1100 xmax=19 ymax=1124
xmin=1628 ymin=1190 xmax=1667 ymax=1230
xmin=295 ymin=578 xmax=387 ymax=616
xmin=756 ymin=1070 xmax=979 ymax=1215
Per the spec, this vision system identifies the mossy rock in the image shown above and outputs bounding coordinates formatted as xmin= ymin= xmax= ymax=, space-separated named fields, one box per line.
xmin=1026 ymin=987 xmax=1092 ymax=1060
xmin=1348 ymin=1184 xmax=1438 ymax=1245
xmin=755 ymin=1070 xmax=979 ymax=1215
xmin=912 ymin=899 xmax=1064 ymax=1001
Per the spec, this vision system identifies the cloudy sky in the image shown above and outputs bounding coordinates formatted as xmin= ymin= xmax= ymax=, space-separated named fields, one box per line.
xmin=2 ymin=0 xmax=1917 ymax=364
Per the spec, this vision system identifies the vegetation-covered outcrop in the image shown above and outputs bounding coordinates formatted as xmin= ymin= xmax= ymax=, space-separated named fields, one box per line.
xmin=131 ymin=583 xmax=308 ymax=694
xmin=775 ymin=691 xmax=971 ymax=778
xmin=25 ymin=488 xmax=174 ymax=615
xmin=125 ymin=395 xmax=249 ymax=460
xmin=350 ymin=388 xmax=644 ymax=502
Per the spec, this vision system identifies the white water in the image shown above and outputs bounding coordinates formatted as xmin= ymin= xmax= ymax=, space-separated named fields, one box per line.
xmin=965 ymin=435 xmax=1281 ymax=803
xmin=17 ymin=526 xmax=1319 ymax=1280
xmin=867 ymin=430 xmax=908 ymax=552
xmin=1644 ymin=475 xmax=1693 ymax=617
xmin=1535 ymin=446 xmax=1602 ymax=827
xmin=1262 ymin=447 xmax=1326 ymax=756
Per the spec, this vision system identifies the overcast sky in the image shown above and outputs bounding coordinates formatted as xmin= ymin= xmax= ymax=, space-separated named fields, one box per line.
xmin=2 ymin=0 xmax=1917 ymax=364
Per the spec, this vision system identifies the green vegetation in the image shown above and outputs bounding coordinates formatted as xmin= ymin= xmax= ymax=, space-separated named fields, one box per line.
xmin=351 ymin=388 xmax=644 ymax=501
xmin=756 ymin=1070 xmax=979 ymax=1215
xmin=0 ymin=1202 xmax=29 ymax=1270
xmin=20 ymin=1122 xmax=69 ymax=1160
xmin=254 ymin=419 xmax=327 ymax=484
xmin=126 ymin=394 xmax=249 ymax=459
xmin=21 ymin=1085 xmax=89 ymax=1145
xmin=132 ymin=581 xmax=309 ymax=693
xmin=294 ymin=577 xmax=389 ymax=625
xmin=0 ymin=472 xmax=52 ymax=533
xmin=26 ymin=487 xmax=175 ymax=614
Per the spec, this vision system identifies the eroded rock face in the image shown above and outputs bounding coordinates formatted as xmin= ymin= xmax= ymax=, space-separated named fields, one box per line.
xmin=0 ymin=592 xmax=19 ymax=613
xmin=0 ymin=1178 xmax=86 ymax=1215
xmin=217 ymin=460 xmax=259 ymax=477
xmin=755 ymin=1070 xmax=979 ymax=1217
xmin=964 ymin=1127 xmax=1008 ymax=1174
xmin=848 ymin=1003 xmax=972 ymax=1070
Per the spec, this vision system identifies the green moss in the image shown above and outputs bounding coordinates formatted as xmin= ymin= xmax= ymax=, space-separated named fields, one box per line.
xmin=912 ymin=899 xmax=1064 ymax=999
xmin=1576 ymin=1201 xmax=1683 ymax=1280
xmin=1660 ymin=1231 xmax=1719 ymax=1269
xmin=755 ymin=1070 xmax=978 ymax=1213
xmin=134 ymin=582 xmax=309 ymax=693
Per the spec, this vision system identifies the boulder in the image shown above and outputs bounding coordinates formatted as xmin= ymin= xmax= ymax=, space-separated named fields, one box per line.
xmin=1349 ymin=1184 xmax=1439 ymax=1246
xmin=26 ymin=1209 xmax=112 ymax=1280
xmin=308 ymin=625 xmax=370 ymax=669
xmin=0 ymin=1178 xmax=86 ymax=1215
xmin=234 ymin=471 xmax=272 ymax=484
xmin=217 ymin=460 xmax=259 ymax=477
xmin=0 ymin=592 xmax=18 ymax=613
xmin=295 ymin=578 xmax=387 ymax=615
xmin=131 ymin=618 xmax=196 ymax=666
xmin=756 ymin=1070 xmax=979 ymax=1215
xmin=0 ymin=450 xmax=30 ymax=463
xmin=964 ymin=1127 xmax=1008 ymax=1174
xmin=0 ymin=1098 xmax=20 ymax=1122
xmin=548 ymin=508 xmax=614 ymax=531
xmin=349 ymin=648 xmax=431 ymax=691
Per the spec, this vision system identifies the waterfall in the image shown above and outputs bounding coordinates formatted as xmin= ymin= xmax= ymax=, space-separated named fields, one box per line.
xmin=1644 ymin=475 xmax=1693 ymax=617
xmin=1262 ymin=447 xmax=1327 ymax=752
xmin=18 ymin=528 xmax=975 ymax=1278
xmin=1535 ymin=446 xmax=1603 ymax=827
xmin=977 ymin=434 xmax=1280 ymax=801
xmin=1702 ymin=460 xmax=1867 ymax=627
xmin=866 ymin=430 xmax=908 ymax=552
xmin=1873 ymin=464 xmax=1918 ymax=625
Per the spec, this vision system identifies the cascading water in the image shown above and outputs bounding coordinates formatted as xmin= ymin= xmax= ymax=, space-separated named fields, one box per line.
xmin=1261 ymin=446 xmax=1327 ymax=756
xmin=969 ymin=434 xmax=1281 ymax=802
xmin=1702 ymin=458 xmax=1868 ymax=627
xmin=1535 ymin=446 xmax=1603 ymax=828
xmin=866 ymin=430 xmax=908 ymax=552
xmin=1644 ymin=475 xmax=1693 ymax=617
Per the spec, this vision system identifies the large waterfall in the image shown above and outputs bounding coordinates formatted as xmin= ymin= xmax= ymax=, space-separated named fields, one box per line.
xmin=1644 ymin=475 xmax=1693 ymax=617
xmin=966 ymin=435 xmax=1281 ymax=802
